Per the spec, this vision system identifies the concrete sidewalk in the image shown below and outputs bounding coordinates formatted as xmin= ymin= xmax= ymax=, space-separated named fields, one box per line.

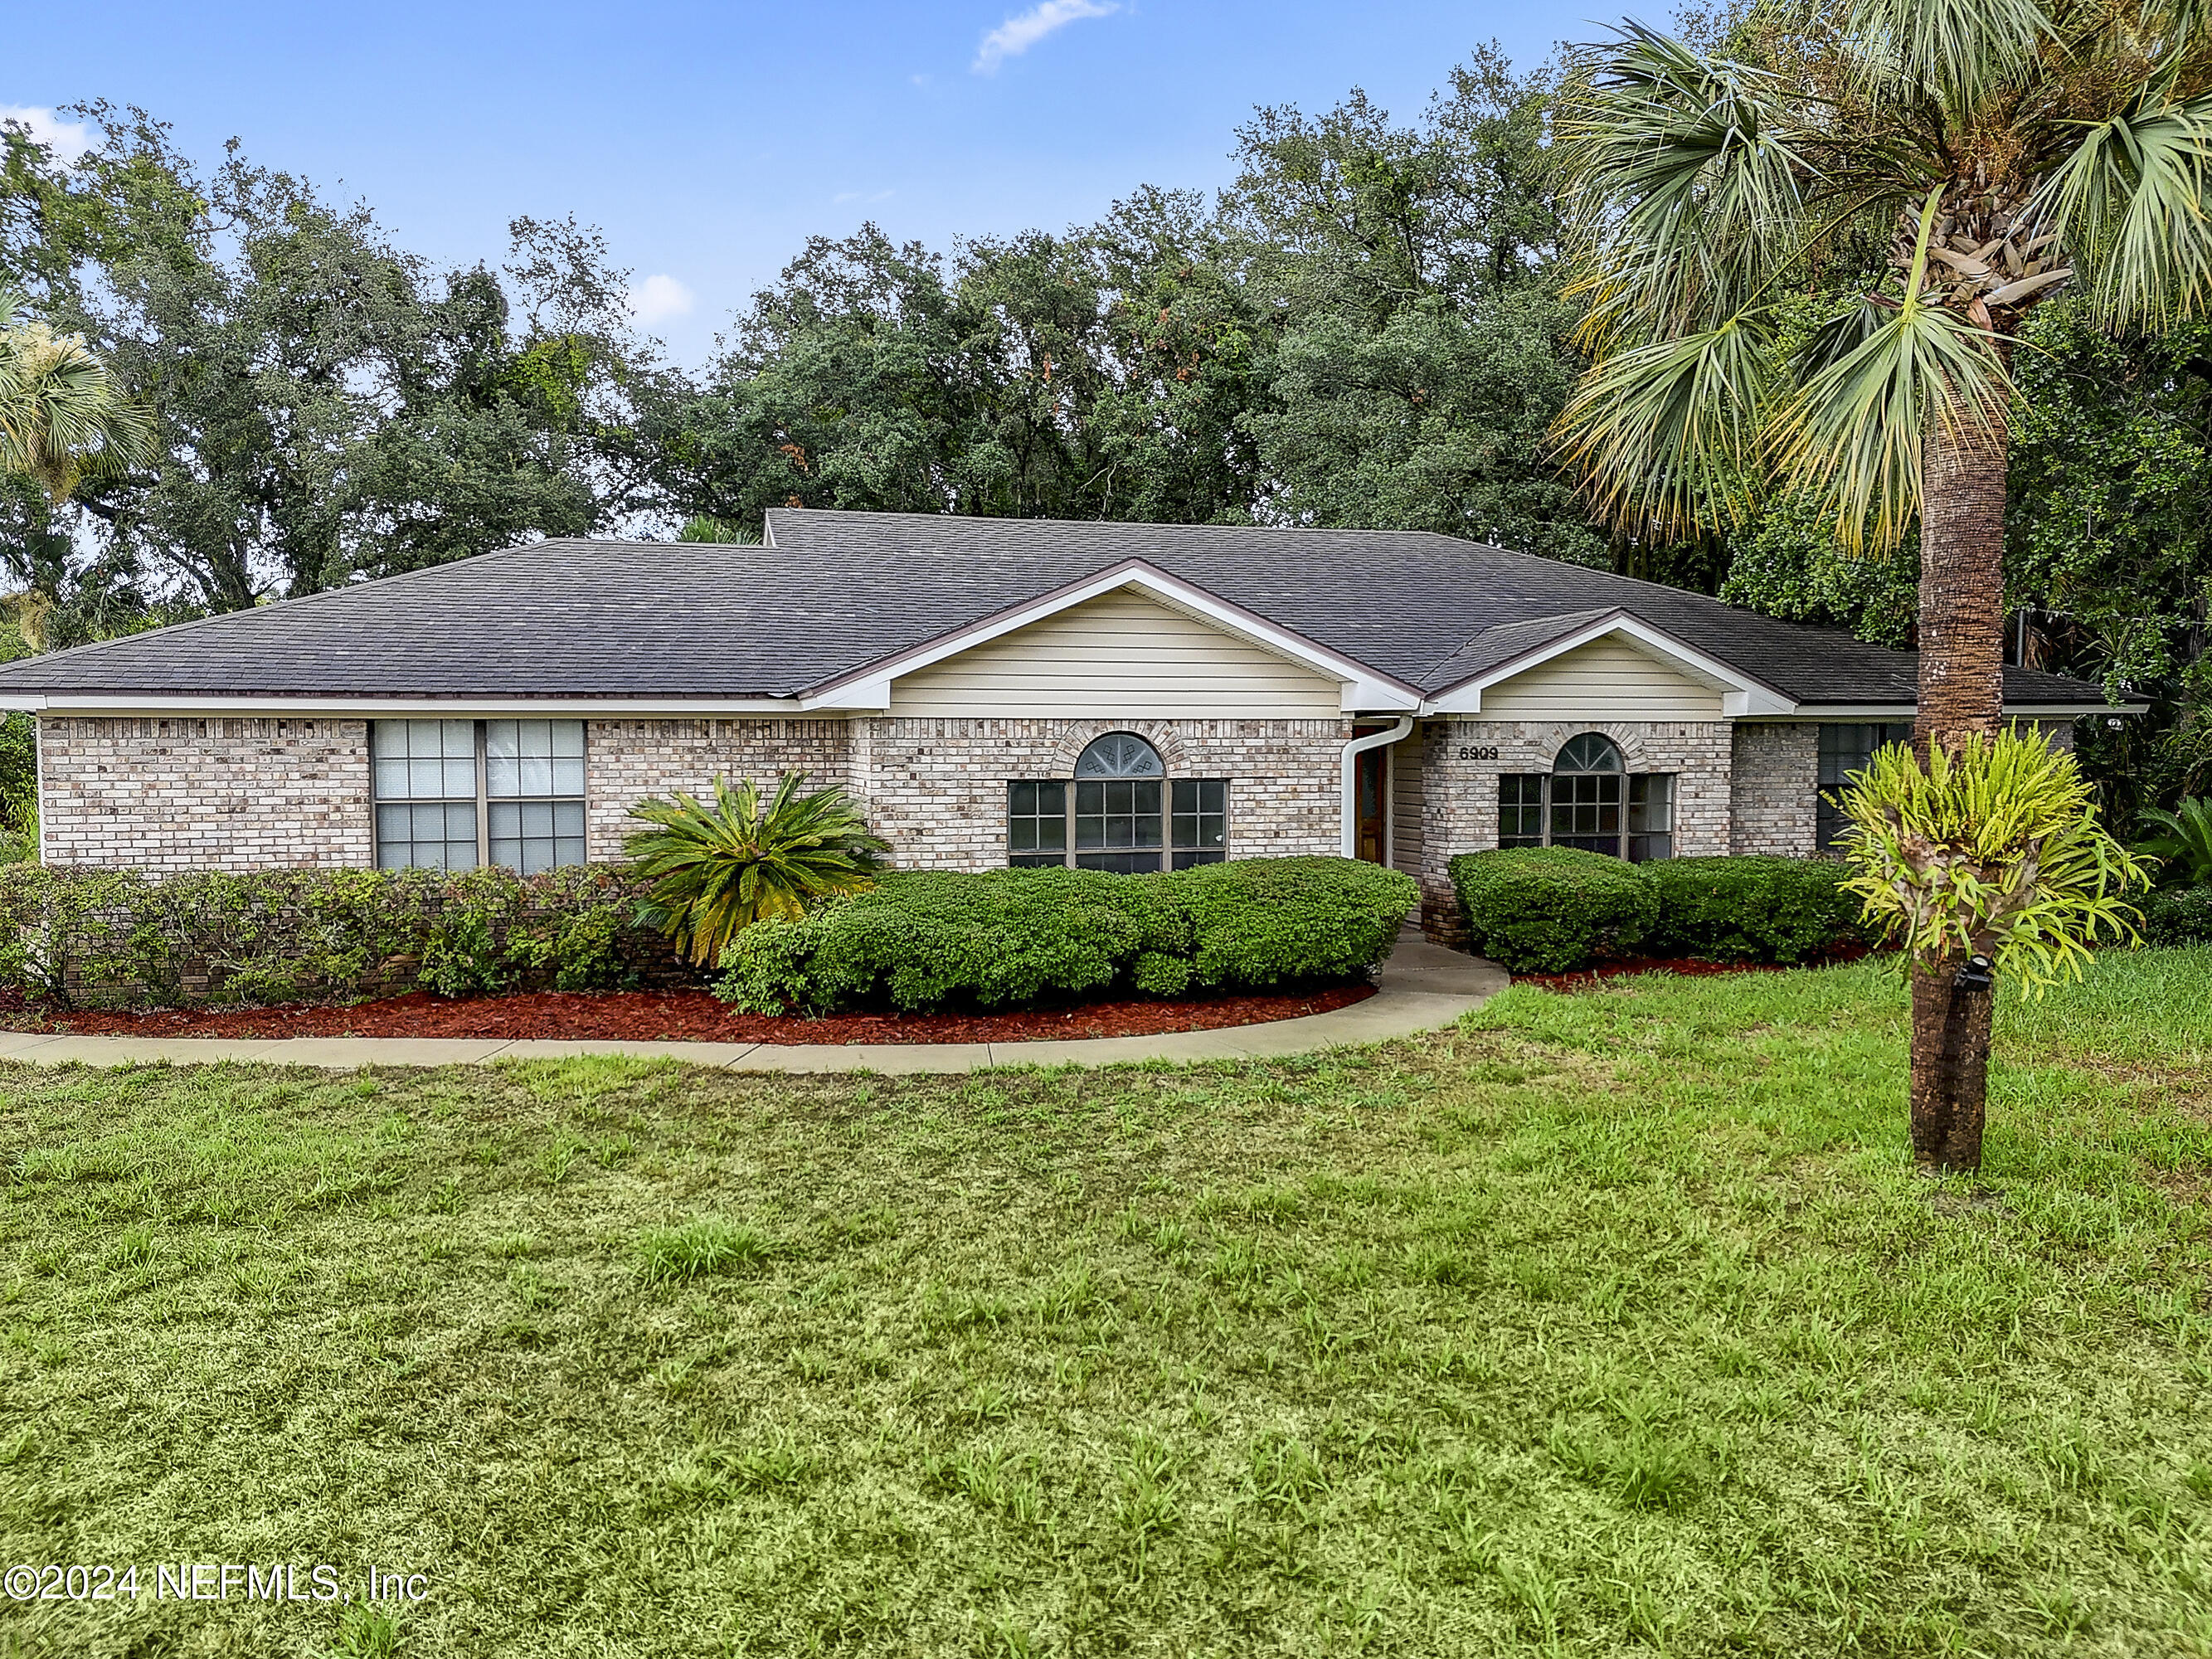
xmin=0 ymin=933 xmax=1507 ymax=1075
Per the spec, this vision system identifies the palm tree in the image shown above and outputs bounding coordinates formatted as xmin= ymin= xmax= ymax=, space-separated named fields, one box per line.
xmin=1553 ymin=0 xmax=2212 ymax=1169
xmin=0 ymin=286 xmax=154 ymax=649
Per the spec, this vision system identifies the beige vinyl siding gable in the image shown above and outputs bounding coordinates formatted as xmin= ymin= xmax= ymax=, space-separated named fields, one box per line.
xmin=1475 ymin=635 xmax=1724 ymax=722
xmin=887 ymin=588 xmax=1344 ymax=718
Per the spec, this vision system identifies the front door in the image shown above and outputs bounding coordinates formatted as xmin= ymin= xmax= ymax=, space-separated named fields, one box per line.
xmin=1354 ymin=746 xmax=1388 ymax=864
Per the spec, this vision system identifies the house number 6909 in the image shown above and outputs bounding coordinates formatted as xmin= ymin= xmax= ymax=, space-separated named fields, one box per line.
xmin=1455 ymin=746 xmax=1500 ymax=761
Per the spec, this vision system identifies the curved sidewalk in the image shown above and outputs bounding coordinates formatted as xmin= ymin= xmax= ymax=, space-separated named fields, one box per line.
xmin=0 ymin=936 xmax=1507 ymax=1075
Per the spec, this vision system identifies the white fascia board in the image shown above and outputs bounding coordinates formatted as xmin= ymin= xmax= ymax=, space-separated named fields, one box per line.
xmin=1420 ymin=612 xmax=1796 ymax=718
xmin=799 ymin=559 xmax=1422 ymax=713
xmin=1 ymin=693 xmax=813 ymax=717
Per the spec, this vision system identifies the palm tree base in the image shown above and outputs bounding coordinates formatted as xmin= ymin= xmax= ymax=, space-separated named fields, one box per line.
xmin=1909 ymin=951 xmax=1993 ymax=1173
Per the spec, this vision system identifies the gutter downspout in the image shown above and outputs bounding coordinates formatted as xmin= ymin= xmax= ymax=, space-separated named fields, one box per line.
xmin=1339 ymin=716 xmax=1415 ymax=859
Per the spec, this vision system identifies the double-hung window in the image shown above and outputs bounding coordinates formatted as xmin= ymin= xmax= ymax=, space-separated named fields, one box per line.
xmin=372 ymin=718 xmax=588 ymax=872
xmin=1009 ymin=732 xmax=1229 ymax=872
xmin=1496 ymin=732 xmax=1675 ymax=862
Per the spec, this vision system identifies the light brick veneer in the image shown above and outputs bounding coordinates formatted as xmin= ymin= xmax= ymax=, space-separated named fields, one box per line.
xmin=852 ymin=716 xmax=1350 ymax=868
xmin=1729 ymin=722 xmax=1820 ymax=856
xmin=1407 ymin=718 xmax=1733 ymax=941
xmin=584 ymin=719 xmax=852 ymax=860
xmin=36 ymin=713 xmax=1353 ymax=873
xmin=38 ymin=717 xmax=372 ymax=872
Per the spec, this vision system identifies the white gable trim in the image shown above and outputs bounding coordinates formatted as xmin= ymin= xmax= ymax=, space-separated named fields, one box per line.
xmin=799 ymin=560 xmax=1422 ymax=713
xmin=1420 ymin=611 xmax=1797 ymax=718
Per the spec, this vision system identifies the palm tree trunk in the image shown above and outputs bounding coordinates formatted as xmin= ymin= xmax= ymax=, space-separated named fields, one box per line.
xmin=1908 ymin=410 xmax=2009 ymax=1173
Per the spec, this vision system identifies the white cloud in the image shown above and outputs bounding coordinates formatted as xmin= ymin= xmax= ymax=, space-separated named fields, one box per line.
xmin=626 ymin=273 xmax=694 ymax=328
xmin=971 ymin=0 xmax=1118 ymax=74
xmin=832 ymin=189 xmax=895 ymax=206
xmin=0 ymin=105 xmax=92 ymax=165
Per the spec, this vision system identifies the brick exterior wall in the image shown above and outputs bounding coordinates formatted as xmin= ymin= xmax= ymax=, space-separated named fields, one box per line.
xmin=851 ymin=716 xmax=1349 ymax=868
xmin=1407 ymin=718 xmax=1733 ymax=941
xmin=582 ymin=718 xmax=852 ymax=861
xmin=1730 ymin=723 xmax=1820 ymax=856
xmin=35 ymin=713 xmax=1350 ymax=874
xmin=34 ymin=709 xmax=2090 ymax=896
xmin=37 ymin=717 xmax=374 ymax=873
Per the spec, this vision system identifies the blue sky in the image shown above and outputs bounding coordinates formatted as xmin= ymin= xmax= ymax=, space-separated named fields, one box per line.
xmin=8 ymin=2 xmax=1587 ymax=365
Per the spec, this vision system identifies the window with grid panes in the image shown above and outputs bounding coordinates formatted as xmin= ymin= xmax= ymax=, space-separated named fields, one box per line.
xmin=1007 ymin=733 xmax=1229 ymax=872
xmin=1492 ymin=732 xmax=1676 ymax=862
xmin=371 ymin=718 xmax=589 ymax=872
xmin=372 ymin=720 xmax=479 ymax=869
xmin=486 ymin=720 xmax=587 ymax=873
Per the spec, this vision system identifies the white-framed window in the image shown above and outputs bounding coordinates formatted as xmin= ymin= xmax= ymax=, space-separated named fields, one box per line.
xmin=1496 ymin=732 xmax=1675 ymax=862
xmin=372 ymin=718 xmax=588 ymax=873
xmin=1009 ymin=732 xmax=1229 ymax=872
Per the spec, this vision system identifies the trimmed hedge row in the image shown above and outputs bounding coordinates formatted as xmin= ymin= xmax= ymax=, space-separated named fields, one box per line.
xmin=1447 ymin=849 xmax=1864 ymax=974
xmin=0 ymin=864 xmax=685 ymax=1010
xmin=717 ymin=857 xmax=1418 ymax=1014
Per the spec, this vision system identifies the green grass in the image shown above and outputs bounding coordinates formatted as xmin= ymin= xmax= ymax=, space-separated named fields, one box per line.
xmin=2 ymin=950 xmax=2210 ymax=1656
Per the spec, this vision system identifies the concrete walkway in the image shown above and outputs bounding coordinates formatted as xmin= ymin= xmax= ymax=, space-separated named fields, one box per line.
xmin=0 ymin=932 xmax=1508 ymax=1075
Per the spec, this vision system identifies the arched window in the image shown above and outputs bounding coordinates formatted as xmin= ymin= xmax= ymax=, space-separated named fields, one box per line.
xmin=1008 ymin=732 xmax=1228 ymax=872
xmin=1075 ymin=732 xmax=1163 ymax=777
xmin=1498 ymin=731 xmax=1675 ymax=862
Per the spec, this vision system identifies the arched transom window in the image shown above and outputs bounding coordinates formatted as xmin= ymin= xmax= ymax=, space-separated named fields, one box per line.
xmin=1498 ymin=731 xmax=1675 ymax=862
xmin=1009 ymin=732 xmax=1229 ymax=872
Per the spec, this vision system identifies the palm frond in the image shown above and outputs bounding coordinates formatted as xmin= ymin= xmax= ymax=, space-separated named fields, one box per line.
xmin=1553 ymin=310 xmax=1779 ymax=538
xmin=1767 ymin=189 xmax=2013 ymax=549
xmin=1558 ymin=25 xmax=1821 ymax=346
xmin=1836 ymin=0 xmax=2051 ymax=114
xmin=624 ymin=771 xmax=888 ymax=967
xmin=0 ymin=302 xmax=157 ymax=501
xmin=2037 ymin=88 xmax=2212 ymax=329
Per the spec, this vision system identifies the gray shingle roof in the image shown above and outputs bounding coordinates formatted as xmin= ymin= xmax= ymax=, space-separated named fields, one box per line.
xmin=0 ymin=508 xmax=2112 ymax=709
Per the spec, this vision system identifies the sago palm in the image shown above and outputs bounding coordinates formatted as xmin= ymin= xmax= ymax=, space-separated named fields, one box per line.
xmin=1553 ymin=0 xmax=2212 ymax=1170
xmin=625 ymin=772 xmax=889 ymax=968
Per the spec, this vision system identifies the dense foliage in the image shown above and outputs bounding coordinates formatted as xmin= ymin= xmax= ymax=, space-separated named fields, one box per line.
xmin=0 ymin=863 xmax=678 ymax=1010
xmin=717 ymin=858 xmax=1416 ymax=1014
xmin=1642 ymin=856 xmax=1866 ymax=964
xmin=0 ymin=106 xmax=651 ymax=623
xmin=1834 ymin=731 xmax=2151 ymax=995
xmin=1448 ymin=847 xmax=1657 ymax=973
xmin=2142 ymin=885 xmax=2212 ymax=945
xmin=625 ymin=773 xmax=887 ymax=967
xmin=1452 ymin=849 xmax=1864 ymax=973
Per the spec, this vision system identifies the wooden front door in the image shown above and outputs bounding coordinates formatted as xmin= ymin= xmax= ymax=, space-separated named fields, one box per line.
xmin=1354 ymin=746 xmax=1388 ymax=864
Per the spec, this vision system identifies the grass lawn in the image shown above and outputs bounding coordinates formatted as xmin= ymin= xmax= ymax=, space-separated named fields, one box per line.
xmin=3 ymin=951 xmax=2210 ymax=1657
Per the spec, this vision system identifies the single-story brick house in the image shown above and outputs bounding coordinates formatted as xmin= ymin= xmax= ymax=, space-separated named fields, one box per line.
xmin=0 ymin=509 xmax=2117 ymax=938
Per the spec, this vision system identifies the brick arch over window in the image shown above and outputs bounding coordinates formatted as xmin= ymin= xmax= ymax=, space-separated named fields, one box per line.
xmin=1540 ymin=722 xmax=1650 ymax=771
xmin=1047 ymin=720 xmax=1191 ymax=777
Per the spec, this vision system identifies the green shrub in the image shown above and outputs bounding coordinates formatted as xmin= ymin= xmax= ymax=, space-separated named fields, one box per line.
xmin=717 ymin=857 xmax=1417 ymax=1014
xmin=1447 ymin=848 xmax=1656 ymax=974
xmin=2142 ymin=886 xmax=2212 ymax=946
xmin=0 ymin=863 xmax=677 ymax=1010
xmin=1643 ymin=856 xmax=1866 ymax=962
xmin=624 ymin=772 xmax=887 ymax=966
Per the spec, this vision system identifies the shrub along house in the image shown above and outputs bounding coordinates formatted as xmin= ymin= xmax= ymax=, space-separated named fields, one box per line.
xmin=0 ymin=509 xmax=2115 ymax=939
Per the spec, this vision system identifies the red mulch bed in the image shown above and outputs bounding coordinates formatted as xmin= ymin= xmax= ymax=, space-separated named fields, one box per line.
xmin=1518 ymin=944 xmax=1877 ymax=992
xmin=0 ymin=983 xmax=1376 ymax=1044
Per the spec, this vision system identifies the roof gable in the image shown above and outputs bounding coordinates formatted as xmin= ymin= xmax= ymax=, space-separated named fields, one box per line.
xmin=804 ymin=560 xmax=1419 ymax=712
